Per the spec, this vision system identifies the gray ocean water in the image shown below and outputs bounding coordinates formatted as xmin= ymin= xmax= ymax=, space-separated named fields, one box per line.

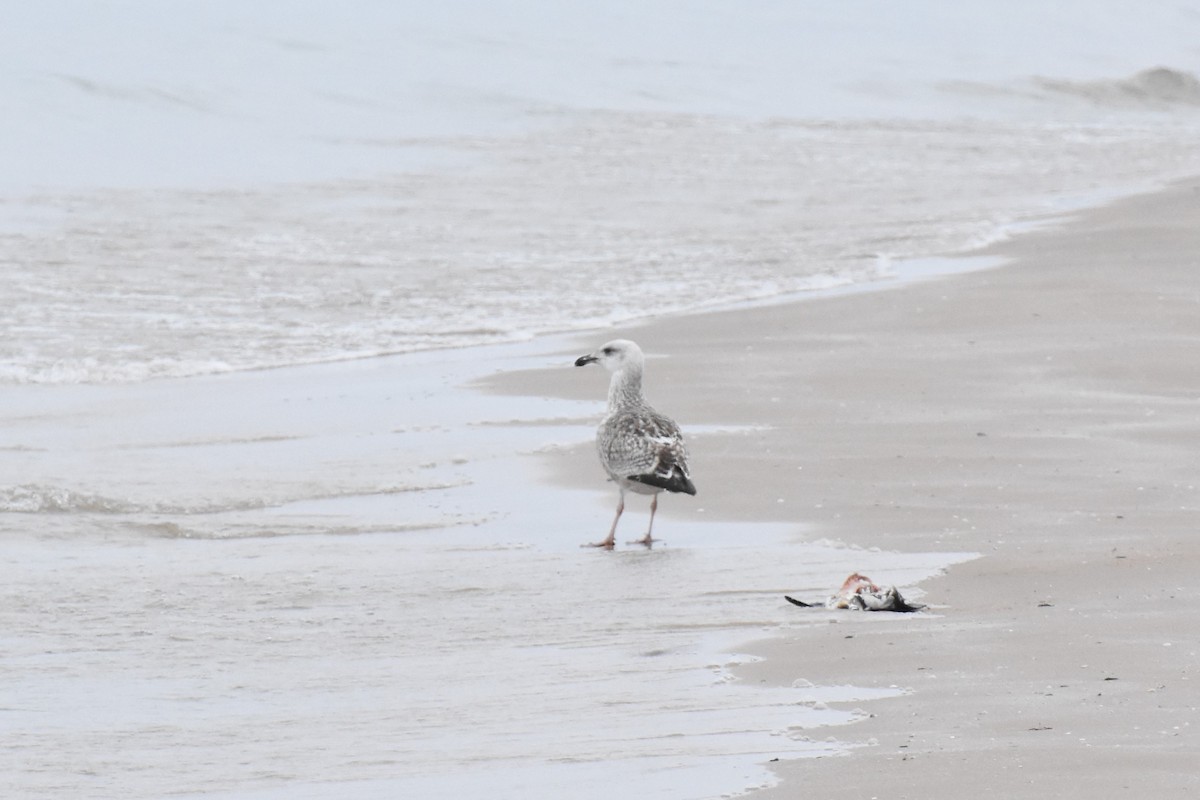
xmin=4 ymin=2 xmax=1200 ymax=797
xmin=4 ymin=111 xmax=1200 ymax=385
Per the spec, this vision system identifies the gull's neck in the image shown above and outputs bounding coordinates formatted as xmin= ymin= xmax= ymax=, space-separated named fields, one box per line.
xmin=607 ymin=362 xmax=646 ymax=413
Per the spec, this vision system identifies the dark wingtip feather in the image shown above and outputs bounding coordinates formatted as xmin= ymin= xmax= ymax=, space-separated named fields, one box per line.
xmin=628 ymin=471 xmax=696 ymax=496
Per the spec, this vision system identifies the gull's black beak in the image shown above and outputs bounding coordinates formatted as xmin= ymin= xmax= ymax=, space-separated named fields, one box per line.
xmin=575 ymin=354 xmax=598 ymax=367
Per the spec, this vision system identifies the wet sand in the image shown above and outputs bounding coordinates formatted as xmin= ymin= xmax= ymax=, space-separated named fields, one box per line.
xmin=2 ymin=323 xmax=965 ymax=798
xmin=488 ymin=178 xmax=1200 ymax=795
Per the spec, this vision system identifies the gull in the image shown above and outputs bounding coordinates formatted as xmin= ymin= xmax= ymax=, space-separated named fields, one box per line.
xmin=574 ymin=339 xmax=696 ymax=548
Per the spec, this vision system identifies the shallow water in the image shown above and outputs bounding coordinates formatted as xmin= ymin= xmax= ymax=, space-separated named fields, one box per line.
xmin=3 ymin=522 xmax=956 ymax=799
xmin=1 ymin=338 xmax=975 ymax=799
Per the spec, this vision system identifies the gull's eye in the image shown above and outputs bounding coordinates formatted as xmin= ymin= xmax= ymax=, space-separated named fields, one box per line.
xmin=602 ymin=347 xmax=614 ymax=356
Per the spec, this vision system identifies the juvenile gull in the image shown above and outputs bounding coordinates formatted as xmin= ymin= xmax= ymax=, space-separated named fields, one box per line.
xmin=574 ymin=339 xmax=696 ymax=548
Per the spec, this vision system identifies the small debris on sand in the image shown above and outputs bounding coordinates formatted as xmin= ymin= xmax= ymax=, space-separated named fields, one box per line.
xmin=784 ymin=572 xmax=926 ymax=613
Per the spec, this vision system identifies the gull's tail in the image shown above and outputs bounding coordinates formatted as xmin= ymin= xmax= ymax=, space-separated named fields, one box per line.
xmin=629 ymin=469 xmax=696 ymax=496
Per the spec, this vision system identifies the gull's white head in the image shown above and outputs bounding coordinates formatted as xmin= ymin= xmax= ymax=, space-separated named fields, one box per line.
xmin=574 ymin=339 xmax=644 ymax=373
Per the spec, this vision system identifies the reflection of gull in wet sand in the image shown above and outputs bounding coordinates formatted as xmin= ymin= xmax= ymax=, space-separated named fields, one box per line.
xmin=574 ymin=339 xmax=696 ymax=549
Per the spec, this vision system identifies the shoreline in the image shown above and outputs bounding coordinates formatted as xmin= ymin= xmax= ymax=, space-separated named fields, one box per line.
xmin=5 ymin=175 xmax=1197 ymax=797
xmin=5 ymin=177 xmax=1196 ymax=798
xmin=2 ymin=302 xmax=971 ymax=798
xmin=485 ymin=176 xmax=1200 ymax=795
xmin=740 ymin=178 xmax=1200 ymax=798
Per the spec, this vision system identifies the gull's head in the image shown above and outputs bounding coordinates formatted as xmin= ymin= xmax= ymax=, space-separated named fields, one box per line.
xmin=574 ymin=339 xmax=644 ymax=373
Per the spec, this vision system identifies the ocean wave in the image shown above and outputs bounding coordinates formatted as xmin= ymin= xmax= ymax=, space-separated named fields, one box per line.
xmin=0 ymin=481 xmax=465 ymax=516
xmin=0 ymin=484 xmax=140 ymax=514
xmin=0 ymin=264 xmax=887 ymax=386
xmin=128 ymin=518 xmax=473 ymax=540
xmin=6 ymin=113 xmax=1200 ymax=387
xmin=940 ymin=67 xmax=1200 ymax=114
xmin=1034 ymin=67 xmax=1200 ymax=109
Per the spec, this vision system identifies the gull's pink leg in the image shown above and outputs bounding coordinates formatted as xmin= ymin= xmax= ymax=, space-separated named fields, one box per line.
xmin=630 ymin=493 xmax=658 ymax=547
xmin=585 ymin=494 xmax=623 ymax=549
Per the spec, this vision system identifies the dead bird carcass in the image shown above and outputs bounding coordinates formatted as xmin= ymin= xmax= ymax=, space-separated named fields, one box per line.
xmin=784 ymin=572 xmax=926 ymax=613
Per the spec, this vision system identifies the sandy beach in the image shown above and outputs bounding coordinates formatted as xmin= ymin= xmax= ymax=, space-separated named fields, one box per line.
xmin=488 ymin=178 xmax=1200 ymax=795
xmin=6 ymin=175 xmax=1192 ymax=800
xmin=7 ymin=5 xmax=1200 ymax=796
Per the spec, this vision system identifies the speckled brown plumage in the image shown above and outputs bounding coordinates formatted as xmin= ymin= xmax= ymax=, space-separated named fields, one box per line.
xmin=574 ymin=339 xmax=695 ymax=548
xmin=598 ymin=404 xmax=695 ymax=496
